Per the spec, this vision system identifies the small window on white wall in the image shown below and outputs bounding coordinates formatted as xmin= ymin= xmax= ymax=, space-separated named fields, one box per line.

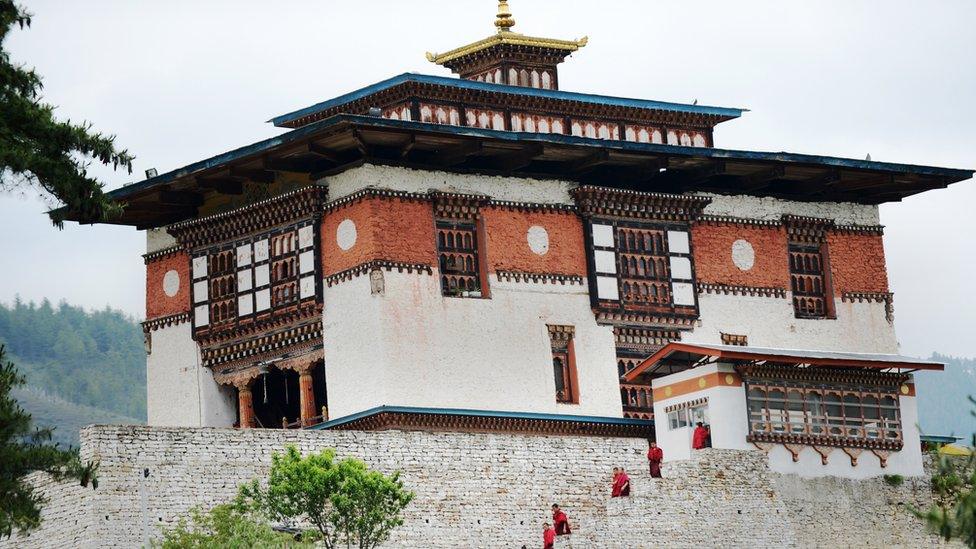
xmin=668 ymin=409 xmax=688 ymax=430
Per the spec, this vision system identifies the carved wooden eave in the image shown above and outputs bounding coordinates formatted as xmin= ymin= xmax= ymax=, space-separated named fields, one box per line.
xmin=571 ymin=185 xmax=712 ymax=222
xmin=203 ymin=316 xmax=323 ymax=371
xmin=320 ymin=408 xmax=654 ymax=439
xmin=783 ymin=214 xmax=835 ymax=244
xmin=168 ymin=185 xmax=326 ymax=249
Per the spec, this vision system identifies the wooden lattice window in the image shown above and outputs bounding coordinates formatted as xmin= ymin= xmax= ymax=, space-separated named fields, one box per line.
xmin=436 ymin=220 xmax=482 ymax=298
xmin=548 ymin=325 xmax=578 ymax=404
xmin=588 ymin=220 xmax=697 ymax=316
xmin=191 ymin=221 xmax=319 ymax=335
xmin=618 ymin=226 xmax=672 ymax=308
xmin=789 ymin=243 xmax=829 ymax=318
xmin=744 ymin=378 xmax=903 ymax=451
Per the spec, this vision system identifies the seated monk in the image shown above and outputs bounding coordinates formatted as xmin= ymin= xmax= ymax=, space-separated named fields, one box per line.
xmin=611 ymin=467 xmax=621 ymax=497
xmin=647 ymin=441 xmax=664 ymax=478
xmin=551 ymin=504 xmax=571 ymax=535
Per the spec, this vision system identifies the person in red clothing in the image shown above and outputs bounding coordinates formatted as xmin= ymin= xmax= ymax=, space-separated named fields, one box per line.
xmin=542 ymin=522 xmax=556 ymax=549
xmin=614 ymin=467 xmax=630 ymax=497
xmin=611 ymin=467 xmax=621 ymax=497
xmin=692 ymin=421 xmax=709 ymax=450
xmin=647 ymin=441 xmax=664 ymax=478
xmin=551 ymin=504 xmax=571 ymax=535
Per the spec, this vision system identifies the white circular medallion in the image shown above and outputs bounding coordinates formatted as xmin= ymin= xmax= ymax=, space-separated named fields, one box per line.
xmin=526 ymin=225 xmax=550 ymax=256
xmin=731 ymin=239 xmax=755 ymax=271
xmin=336 ymin=219 xmax=357 ymax=251
xmin=162 ymin=270 xmax=180 ymax=297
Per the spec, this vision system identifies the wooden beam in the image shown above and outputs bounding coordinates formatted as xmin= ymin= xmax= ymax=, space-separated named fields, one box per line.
xmin=399 ymin=135 xmax=417 ymax=159
xmin=307 ymin=142 xmax=344 ymax=164
xmin=738 ymin=165 xmax=786 ymax=191
xmin=197 ymin=178 xmax=244 ymax=195
xmin=229 ymin=167 xmax=275 ymax=184
xmin=490 ymin=143 xmax=545 ymax=171
xmin=432 ymin=141 xmax=483 ymax=167
xmin=674 ymin=161 xmax=726 ymax=191
xmin=263 ymin=157 xmax=317 ymax=173
xmin=156 ymin=190 xmax=204 ymax=207
xmin=565 ymin=150 xmax=611 ymax=174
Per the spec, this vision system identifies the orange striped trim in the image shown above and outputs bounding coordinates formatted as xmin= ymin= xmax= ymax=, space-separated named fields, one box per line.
xmin=653 ymin=372 xmax=742 ymax=401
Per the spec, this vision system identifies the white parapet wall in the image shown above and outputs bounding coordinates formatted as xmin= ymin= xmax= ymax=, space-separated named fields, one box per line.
xmin=1 ymin=427 xmax=950 ymax=548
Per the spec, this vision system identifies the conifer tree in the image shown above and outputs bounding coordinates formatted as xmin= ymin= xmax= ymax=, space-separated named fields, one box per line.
xmin=0 ymin=345 xmax=97 ymax=538
xmin=0 ymin=0 xmax=133 ymax=227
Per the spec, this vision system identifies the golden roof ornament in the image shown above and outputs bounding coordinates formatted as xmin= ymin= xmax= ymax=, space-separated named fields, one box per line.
xmin=495 ymin=0 xmax=515 ymax=31
xmin=425 ymin=1 xmax=587 ymax=66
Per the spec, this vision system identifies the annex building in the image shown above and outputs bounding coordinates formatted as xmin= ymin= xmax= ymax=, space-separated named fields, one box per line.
xmin=73 ymin=1 xmax=972 ymax=480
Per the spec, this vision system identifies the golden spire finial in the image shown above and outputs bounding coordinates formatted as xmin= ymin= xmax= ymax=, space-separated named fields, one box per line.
xmin=495 ymin=0 xmax=515 ymax=31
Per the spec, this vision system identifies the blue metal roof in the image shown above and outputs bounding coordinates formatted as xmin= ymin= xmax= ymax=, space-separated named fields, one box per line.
xmin=307 ymin=405 xmax=652 ymax=431
xmin=270 ymin=72 xmax=746 ymax=127
xmin=108 ymin=113 xmax=973 ymax=203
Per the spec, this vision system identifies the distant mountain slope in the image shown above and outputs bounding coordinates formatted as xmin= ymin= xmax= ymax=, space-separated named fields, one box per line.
xmin=0 ymin=299 xmax=146 ymax=419
xmin=915 ymin=354 xmax=976 ymax=440
xmin=11 ymin=386 xmax=139 ymax=446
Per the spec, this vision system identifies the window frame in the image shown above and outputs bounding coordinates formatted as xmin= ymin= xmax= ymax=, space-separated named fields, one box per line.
xmin=584 ymin=218 xmax=699 ymax=318
xmin=744 ymin=378 xmax=903 ymax=450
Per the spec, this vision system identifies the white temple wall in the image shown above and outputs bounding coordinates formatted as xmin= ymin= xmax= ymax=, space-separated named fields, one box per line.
xmin=325 ymin=163 xmax=576 ymax=205
xmin=687 ymin=292 xmax=899 ymax=353
xmin=145 ymin=227 xmax=178 ymax=254
xmin=322 ymin=270 xmax=621 ymax=419
xmin=321 ymin=274 xmax=395 ymax=417
xmin=146 ymin=322 xmax=236 ymax=427
xmin=700 ymin=192 xmax=881 ymax=225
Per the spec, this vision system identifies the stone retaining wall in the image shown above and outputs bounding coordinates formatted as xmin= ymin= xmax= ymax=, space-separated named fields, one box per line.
xmin=1 ymin=425 xmax=956 ymax=548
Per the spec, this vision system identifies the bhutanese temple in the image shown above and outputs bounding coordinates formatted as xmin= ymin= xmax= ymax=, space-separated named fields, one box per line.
xmin=70 ymin=1 xmax=973 ymax=479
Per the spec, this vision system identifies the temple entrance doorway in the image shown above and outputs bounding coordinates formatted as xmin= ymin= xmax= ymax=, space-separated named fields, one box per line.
xmin=252 ymin=367 xmax=301 ymax=428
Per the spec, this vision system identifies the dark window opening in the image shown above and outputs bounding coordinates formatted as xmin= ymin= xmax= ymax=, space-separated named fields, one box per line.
xmin=252 ymin=367 xmax=301 ymax=429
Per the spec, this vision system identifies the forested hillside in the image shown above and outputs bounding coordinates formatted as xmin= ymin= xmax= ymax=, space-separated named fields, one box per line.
xmin=915 ymin=354 xmax=976 ymax=440
xmin=0 ymin=299 xmax=146 ymax=420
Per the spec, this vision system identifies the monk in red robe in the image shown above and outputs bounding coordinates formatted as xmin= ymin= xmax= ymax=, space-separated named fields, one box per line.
xmin=647 ymin=441 xmax=663 ymax=478
xmin=542 ymin=522 xmax=556 ymax=549
xmin=614 ymin=468 xmax=630 ymax=497
xmin=692 ymin=422 xmax=709 ymax=450
xmin=551 ymin=504 xmax=571 ymax=535
xmin=611 ymin=467 xmax=621 ymax=497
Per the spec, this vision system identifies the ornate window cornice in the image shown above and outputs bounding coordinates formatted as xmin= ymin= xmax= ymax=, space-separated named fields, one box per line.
xmin=571 ymin=186 xmax=711 ymax=222
xmin=485 ymin=199 xmax=577 ymax=213
xmin=698 ymin=283 xmax=787 ymax=299
xmin=494 ymin=271 xmax=584 ymax=285
xmin=782 ymin=214 xmax=835 ymax=244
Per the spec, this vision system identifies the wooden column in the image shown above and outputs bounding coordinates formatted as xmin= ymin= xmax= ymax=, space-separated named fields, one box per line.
xmin=299 ymin=366 xmax=316 ymax=426
xmin=237 ymin=383 xmax=254 ymax=429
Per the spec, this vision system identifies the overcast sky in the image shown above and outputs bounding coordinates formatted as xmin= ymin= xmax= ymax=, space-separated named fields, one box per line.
xmin=1 ymin=0 xmax=973 ymax=358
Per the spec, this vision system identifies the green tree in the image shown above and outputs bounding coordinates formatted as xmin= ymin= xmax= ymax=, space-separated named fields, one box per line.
xmin=156 ymin=501 xmax=313 ymax=549
xmin=0 ymin=0 xmax=133 ymax=227
xmin=240 ymin=446 xmax=414 ymax=549
xmin=0 ymin=345 xmax=97 ymax=538
xmin=912 ymin=397 xmax=976 ymax=547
